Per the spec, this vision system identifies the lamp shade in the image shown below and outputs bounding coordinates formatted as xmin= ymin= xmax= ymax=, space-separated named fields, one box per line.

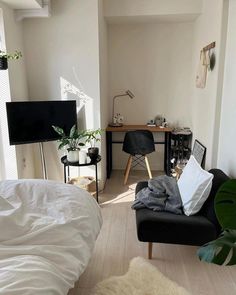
xmin=126 ymin=90 xmax=135 ymax=99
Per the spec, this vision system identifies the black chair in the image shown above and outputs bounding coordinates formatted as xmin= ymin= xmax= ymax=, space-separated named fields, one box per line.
xmin=123 ymin=130 xmax=155 ymax=185
xmin=135 ymin=169 xmax=229 ymax=259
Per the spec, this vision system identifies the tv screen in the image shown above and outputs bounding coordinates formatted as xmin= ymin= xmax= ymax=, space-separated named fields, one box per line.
xmin=6 ymin=100 xmax=77 ymax=145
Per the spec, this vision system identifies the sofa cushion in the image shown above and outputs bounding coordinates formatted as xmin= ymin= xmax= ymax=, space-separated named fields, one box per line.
xmin=178 ymin=155 xmax=213 ymax=216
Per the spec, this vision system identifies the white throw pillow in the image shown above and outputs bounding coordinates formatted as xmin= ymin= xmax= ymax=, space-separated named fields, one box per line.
xmin=178 ymin=155 xmax=213 ymax=216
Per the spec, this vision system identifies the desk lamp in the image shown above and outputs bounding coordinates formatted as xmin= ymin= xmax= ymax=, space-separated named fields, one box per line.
xmin=109 ymin=90 xmax=135 ymax=127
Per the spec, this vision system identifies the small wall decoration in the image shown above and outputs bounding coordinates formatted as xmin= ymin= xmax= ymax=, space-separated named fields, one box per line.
xmin=196 ymin=42 xmax=216 ymax=89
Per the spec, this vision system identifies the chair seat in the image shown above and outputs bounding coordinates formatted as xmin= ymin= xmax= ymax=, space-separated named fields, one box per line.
xmin=136 ymin=209 xmax=218 ymax=246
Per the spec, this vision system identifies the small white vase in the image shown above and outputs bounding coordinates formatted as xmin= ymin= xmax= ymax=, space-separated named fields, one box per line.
xmin=67 ymin=149 xmax=80 ymax=163
xmin=79 ymin=150 xmax=87 ymax=164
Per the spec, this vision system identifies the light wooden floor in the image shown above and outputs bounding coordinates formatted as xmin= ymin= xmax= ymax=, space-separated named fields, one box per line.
xmin=71 ymin=170 xmax=236 ymax=295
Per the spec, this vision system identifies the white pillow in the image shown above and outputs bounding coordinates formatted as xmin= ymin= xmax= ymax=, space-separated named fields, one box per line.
xmin=178 ymin=155 xmax=213 ymax=216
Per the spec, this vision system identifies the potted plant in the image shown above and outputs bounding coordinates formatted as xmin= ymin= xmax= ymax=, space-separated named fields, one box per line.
xmin=85 ymin=128 xmax=102 ymax=161
xmin=0 ymin=50 xmax=22 ymax=70
xmin=197 ymin=179 xmax=236 ymax=265
xmin=52 ymin=125 xmax=86 ymax=163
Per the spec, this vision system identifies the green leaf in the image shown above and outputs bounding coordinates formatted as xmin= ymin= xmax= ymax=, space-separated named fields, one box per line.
xmin=58 ymin=142 xmax=67 ymax=149
xmin=0 ymin=50 xmax=22 ymax=60
xmin=84 ymin=128 xmax=102 ymax=147
xmin=197 ymin=243 xmax=217 ymax=263
xmin=69 ymin=125 xmax=77 ymax=138
xmin=227 ymin=247 xmax=236 ymax=265
xmin=197 ymin=230 xmax=236 ymax=265
xmin=52 ymin=125 xmax=65 ymax=136
xmin=212 ymin=244 xmax=231 ymax=265
xmin=215 ymin=179 xmax=236 ymax=230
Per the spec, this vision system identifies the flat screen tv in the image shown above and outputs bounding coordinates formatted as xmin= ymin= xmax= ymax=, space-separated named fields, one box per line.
xmin=6 ymin=100 xmax=77 ymax=145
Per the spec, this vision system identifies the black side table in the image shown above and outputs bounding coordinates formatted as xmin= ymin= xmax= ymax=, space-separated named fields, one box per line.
xmin=61 ymin=155 xmax=101 ymax=202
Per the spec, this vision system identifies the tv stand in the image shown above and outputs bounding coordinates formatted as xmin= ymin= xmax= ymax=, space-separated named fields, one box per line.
xmin=39 ymin=142 xmax=48 ymax=179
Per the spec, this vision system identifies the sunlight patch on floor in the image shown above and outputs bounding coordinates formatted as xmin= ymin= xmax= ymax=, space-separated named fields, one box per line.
xmin=99 ymin=170 xmax=163 ymax=205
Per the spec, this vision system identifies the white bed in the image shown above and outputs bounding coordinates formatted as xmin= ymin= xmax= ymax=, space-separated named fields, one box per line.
xmin=0 ymin=179 xmax=102 ymax=295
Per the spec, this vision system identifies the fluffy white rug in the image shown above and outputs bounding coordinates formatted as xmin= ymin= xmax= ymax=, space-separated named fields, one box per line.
xmin=92 ymin=257 xmax=191 ymax=295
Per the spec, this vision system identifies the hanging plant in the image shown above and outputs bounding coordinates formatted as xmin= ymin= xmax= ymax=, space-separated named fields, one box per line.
xmin=0 ymin=50 xmax=22 ymax=70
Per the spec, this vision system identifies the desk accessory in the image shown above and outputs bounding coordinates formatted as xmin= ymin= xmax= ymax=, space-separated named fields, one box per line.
xmin=109 ymin=90 xmax=135 ymax=127
xmin=155 ymin=115 xmax=164 ymax=126
xmin=147 ymin=119 xmax=156 ymax=127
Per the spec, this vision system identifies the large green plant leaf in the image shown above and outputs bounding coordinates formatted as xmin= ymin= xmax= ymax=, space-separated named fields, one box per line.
xmin=197 ymin=230 xmax=236 ymax=265
xmin=197 ymin=179 xmax=236 ymax=265
xmin=215 ymin=179 xmax=236 ymax=230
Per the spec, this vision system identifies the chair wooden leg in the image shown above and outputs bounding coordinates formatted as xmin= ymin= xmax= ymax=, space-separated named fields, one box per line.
xmin=124 ymin=154 xmax=130 ymax=175
xmin=145 ymin=156 xmax=152 ymax=179
xmin=124 ymin=155 xmax=132 ymax=185
xmin=148 ymin=242 xmax=153 ymax=259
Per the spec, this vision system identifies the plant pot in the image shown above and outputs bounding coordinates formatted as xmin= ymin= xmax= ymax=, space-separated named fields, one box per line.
xmin=67 ymin=149 xmax=80 ymax=163
xmin=0 ymin=57 xmax=8 ymax=70
xmin=88 ymin=147 xmax=99 ymax=161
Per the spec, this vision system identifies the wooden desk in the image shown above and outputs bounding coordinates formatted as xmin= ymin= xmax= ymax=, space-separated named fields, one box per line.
xmin=106 ymin=125 xmax=172 ymax=178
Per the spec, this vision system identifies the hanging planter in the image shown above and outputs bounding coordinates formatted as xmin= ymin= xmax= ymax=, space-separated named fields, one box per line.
xmin=0 ymin=50 xmax=22 ymax=71
xmin=0 ymin=57 xmax=8 ymax=70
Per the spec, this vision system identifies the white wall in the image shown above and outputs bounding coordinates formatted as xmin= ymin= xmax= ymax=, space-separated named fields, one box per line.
xmin=98 ymin=0 xmax=109 ymax=183
xmin=23 ymin=0 xmax=102 ymax=182
xmin=217 ymin=0 xmax=236 ymax=177
xmin=107 ymin=0 xmax=229 ymax=172
xmin=190 ymin=0 xmax=225 ymax=170
xmin=1 ymin=0 xmax=229 ymax=180
xmin=108 ymin=22 xmax=194 ymax=170
xmin=0 ymin=1 xmax=34 ymax=179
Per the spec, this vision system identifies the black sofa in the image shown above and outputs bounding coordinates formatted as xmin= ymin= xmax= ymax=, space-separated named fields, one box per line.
xmin=135 ymin=169 xmax=229 ymax=259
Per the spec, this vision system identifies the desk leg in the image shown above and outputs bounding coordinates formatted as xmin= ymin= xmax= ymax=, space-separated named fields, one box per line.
xmin=64 ymin=165 xmax=67 ymax=183
xmin=95 ymin=163 xmax=98 ymax=203
xmin=106 ymin=131 xmax=112 ymax=179
xmin=67 ymin=166 xmax=70 ymax=182
xmin=164 ymin=132 xmax=171 ymax=176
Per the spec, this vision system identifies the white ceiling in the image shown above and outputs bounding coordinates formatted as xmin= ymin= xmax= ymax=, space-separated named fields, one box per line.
xmin=1 ymin=0 xmax=43 ymax=9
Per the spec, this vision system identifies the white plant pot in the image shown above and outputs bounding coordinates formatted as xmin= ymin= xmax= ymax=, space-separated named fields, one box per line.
xmin=79 ymin=150 xmax=87 ymax=164
xmin=67 ymin=149 xmax=80 ymax=163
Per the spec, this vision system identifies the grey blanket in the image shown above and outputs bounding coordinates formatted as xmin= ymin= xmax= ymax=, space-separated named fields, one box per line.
xmin=132 ymin=175 xmax=183 ymax=214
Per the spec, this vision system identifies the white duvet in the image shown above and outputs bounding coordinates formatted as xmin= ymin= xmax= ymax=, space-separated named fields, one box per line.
xmin=0 ymin=179 xmax=102 ymax=295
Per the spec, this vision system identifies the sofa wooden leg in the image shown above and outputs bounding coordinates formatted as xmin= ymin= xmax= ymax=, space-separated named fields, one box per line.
xmin=148 ymin=242 xmax=153 ymax=259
